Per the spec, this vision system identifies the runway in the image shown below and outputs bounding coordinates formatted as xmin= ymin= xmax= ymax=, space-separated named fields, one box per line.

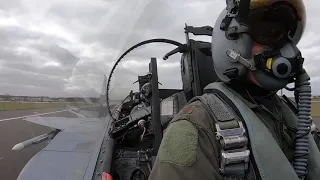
xmin=0 ymin=105 xmax=102 ymax=180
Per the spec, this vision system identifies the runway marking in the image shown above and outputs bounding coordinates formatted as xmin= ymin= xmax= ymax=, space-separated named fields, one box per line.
xmin=67 ymin=109 xmax=86 ymax=118
xmin=0 ymin=110 xmax=68 ymax=122
xmin=0 ymin=104 xmax=101 ymax=122
xmin=0 ymin=105 xmax=99 ymax=122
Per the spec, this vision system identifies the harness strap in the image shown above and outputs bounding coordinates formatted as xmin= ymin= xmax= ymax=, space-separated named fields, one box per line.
xmin=188 ymin=93 xmax=250 ymax=180
xmin=204 ymin=82 xmax=301 ymax=180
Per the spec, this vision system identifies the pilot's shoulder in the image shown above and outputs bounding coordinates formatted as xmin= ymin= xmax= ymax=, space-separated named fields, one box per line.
xmin=181 ymin=100 xmax=210 ymax=115
xmin=171 ymin=99 xmax=214 ymax=132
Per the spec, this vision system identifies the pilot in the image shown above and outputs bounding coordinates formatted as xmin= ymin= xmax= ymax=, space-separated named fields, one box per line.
xmin=149 ymin=0 xmax=313 ymax=180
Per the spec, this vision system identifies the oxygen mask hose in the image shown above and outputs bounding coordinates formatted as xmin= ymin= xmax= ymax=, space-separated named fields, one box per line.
xmin=293 ymin=69 xmax=312 ymax=180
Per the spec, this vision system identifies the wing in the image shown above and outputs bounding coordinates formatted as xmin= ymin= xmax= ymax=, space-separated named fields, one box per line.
xmin=24 ymin=116 xmax=101 ymax=130
xmin=16 ymin=109 xmax=114 ymax=180
xmin=23 ymin=104 xmax=101 ymax=130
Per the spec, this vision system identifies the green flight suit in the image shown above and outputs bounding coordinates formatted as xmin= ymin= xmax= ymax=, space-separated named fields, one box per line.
xmin=149 ymin=87 xmax=296 ymax=180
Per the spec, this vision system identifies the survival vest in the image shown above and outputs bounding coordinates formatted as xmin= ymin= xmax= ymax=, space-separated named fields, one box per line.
xmin=184 ymin=82 xmax=320 ymax=180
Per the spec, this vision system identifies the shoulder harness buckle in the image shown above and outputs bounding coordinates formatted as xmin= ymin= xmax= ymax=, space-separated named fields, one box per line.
xmin=216 ymin=121 xmax=250 ymax=179
xmin=190 ymin=94 xmax=250 ymax=180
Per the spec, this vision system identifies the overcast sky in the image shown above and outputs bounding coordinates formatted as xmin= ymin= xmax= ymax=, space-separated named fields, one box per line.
xmin=0 ymin=0 xmax=319 ymax=100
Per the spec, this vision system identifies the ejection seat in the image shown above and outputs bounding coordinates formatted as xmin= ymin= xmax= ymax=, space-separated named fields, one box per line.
xmin=160 ymin=37 xmax=219 ymax=130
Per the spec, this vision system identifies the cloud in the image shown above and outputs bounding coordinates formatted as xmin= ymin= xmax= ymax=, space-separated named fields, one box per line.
xmin=0 ymin=0 xmax=319 ymax=100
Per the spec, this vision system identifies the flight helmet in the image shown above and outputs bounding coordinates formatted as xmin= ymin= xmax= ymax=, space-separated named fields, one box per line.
xmin=211 ymin=0 xmax=306 ymax=91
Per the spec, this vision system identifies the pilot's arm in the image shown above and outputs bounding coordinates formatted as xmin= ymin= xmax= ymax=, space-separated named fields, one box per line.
xmin=148 ymin=102 xmax=223 ymax=180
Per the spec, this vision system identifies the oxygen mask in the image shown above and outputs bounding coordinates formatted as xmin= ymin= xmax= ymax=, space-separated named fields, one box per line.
xmin=225 ymin=41 xmax=304 ymax=91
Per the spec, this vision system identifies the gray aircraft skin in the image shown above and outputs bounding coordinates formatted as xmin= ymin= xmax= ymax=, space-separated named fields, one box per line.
xmin=12 ymin=76 xmax=118 ymax=180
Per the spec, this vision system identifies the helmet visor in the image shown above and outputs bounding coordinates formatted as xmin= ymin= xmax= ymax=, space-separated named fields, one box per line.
xmin=240 ymin=1 xmax=305 ymax=47
xmin=250 ymin=0 xmax=306 ymax=24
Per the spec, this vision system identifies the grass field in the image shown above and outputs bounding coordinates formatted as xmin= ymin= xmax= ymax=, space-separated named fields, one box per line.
xmin=2 ymin=101 xmax=320 ymax=116
xmin=311 ymin=101 xmax=320 ymax=117
xmin=0 ymin=102 xmax=90 ymax=111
